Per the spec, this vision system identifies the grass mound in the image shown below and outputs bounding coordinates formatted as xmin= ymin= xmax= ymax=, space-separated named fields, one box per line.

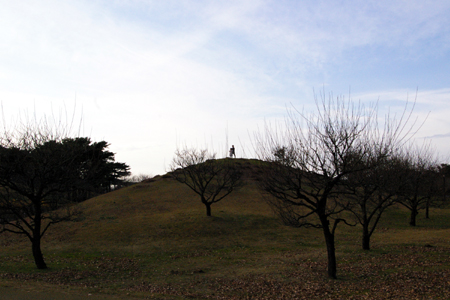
xmin=1 ymin=159 xmax=449 ymax=299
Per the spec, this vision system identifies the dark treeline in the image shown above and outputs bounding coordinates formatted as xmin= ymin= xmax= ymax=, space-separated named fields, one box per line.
xmin=0 ymin=121 xmax=129 ymax=269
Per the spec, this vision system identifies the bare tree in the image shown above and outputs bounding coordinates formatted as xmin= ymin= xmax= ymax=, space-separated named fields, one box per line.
xmin=170 ymin=148 xmax=243 ymax=217
xmin=342 ymin=151 xmax=409 ymax=250
xmin=437 ymin=163 xmax=450 ymax=207
xmin=255 ymin=94 xmax=418 ymax=278
xmin=122 ymin=174 xmax=154 ymax=186
xmin=397 ymin=145 xmax=439 ymax=226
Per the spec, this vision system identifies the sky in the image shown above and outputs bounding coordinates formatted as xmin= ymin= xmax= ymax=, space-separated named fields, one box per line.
xmin=1 ymin=0 xmax=450 ymax=176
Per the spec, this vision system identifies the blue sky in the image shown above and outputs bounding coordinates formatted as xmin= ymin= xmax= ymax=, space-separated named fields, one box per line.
xmin=1 ymin=0 xmax=450 ymax=175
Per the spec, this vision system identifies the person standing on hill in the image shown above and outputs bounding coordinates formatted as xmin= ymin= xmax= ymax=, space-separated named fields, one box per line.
xmin=229 ymin=145 xmax=236 ymax=158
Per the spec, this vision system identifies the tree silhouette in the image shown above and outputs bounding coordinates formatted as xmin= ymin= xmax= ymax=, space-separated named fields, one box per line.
xmin=342 ymin=152 xmax=409 ymax=250
xmin=0 ymin=129 xmax=129 ymax=269
xmin=170 ymin=148 xmax=243 ymax=217
xmin=255 ymin=95 xmax=419 ymax=278
xmin=397 ymin=146 xmax=438 ymax=226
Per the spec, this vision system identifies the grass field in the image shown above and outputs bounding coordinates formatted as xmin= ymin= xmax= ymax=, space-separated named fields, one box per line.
xmin=1 ymin=159 xmax=449 ymax=299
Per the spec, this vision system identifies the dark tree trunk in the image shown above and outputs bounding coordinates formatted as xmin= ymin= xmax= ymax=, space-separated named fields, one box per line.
xmin=205 ymin=203 xmax=212 ymax=217
xmin=320 ymin=216 xmax=337 ymax=279
xmin=32 ymin=238 xmax=47 ymax=269
xmin=425 ymin=199 xmax=430 ymax=219
xmin=323 ymin=229 xmax=337 ymax=279
xmin=362 ymin=224 xmax=371 ymax=250
xmin=410 ymin=206 xmax=418 ymax=226
xmin=32 ymin=201 xmax=47 ymax=269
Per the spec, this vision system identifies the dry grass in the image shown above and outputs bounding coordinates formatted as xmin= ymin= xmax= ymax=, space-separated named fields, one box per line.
xmin=1 ymin=159 xmax=450 ymax=299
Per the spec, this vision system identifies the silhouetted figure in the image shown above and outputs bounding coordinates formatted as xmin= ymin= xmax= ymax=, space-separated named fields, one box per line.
xmin=229 ymin=145 xmax=236 ymax=158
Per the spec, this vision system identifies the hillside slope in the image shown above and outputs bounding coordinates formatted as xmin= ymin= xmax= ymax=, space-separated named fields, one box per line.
xmin=30 ymin=159 xmax=273 ymax=249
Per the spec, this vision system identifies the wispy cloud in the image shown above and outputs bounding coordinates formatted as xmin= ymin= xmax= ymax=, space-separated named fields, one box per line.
xmin=1 ymin=1 xmax=450 ymax=173
xmin=424 ymin=132 xmax=450 ymax=139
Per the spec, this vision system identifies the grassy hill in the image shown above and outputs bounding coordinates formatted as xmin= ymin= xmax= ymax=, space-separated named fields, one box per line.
xmin=1 ymin=159 xmax=450 ymax=299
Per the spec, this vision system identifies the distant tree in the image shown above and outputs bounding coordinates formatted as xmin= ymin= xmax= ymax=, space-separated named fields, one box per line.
xmin=342 ymin=152 xmax=409 ymax=250
xmin=170 ymin=148 xmax=243 ymax=217
xmin=437 ymin=163 xmax=450 ymax=207
xmin=0 ymin=122 xmax=129 ymax=269
xmin=397 ymin=146 xmax=439 ymax=226
xmin=123 ymin=174 xmax=154 ymax=185
xmin=272 ymin=146 xmax=295 ymax=165
xmin=255 ymin=95 xmax=419 ymax=279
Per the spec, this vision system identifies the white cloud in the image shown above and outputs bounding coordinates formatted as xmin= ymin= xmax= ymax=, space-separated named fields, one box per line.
xmin=1 ymin=0 xmax=450 ymax=174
